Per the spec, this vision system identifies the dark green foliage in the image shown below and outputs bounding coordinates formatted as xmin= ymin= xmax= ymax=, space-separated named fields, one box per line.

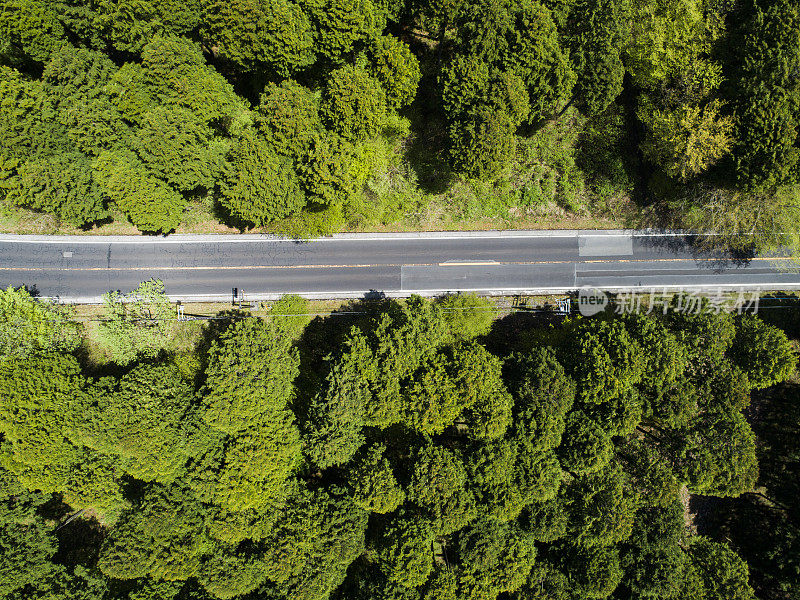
xmin=130 ymin=106 xmax=222 ymax=192
xmin=220 ymin=133 xmax=307 ymax=226
xmin=0 ymin=0 xmax=66 ymax=64
xmin=321 ymin=65 xmax=387 ymax=142
xmin=730 ymin=314 xmax=796 ymax=390
xmin=407 ymin=445 xmax=477 ymax=535
xmin=457 ymin=520 xmax=537 ymax=598
xmin=730 ymin=0 xmax=800 ymax=191
xmin=200 ymin=0 xmax=314 ymax=76
xmin=0 ymin=296 xmax=776 ymax=600
xmin=367 ymin=36 xmax=421 ymax=110
xmin=568 ymin=0 xmax=629 ymax=115
xmin=94 ymin=149 xmax=186 ymax=233
xmin=560 ymin=318 xmax=645 ymax=404
xmin=300 ymin=0 xmax=383 ymax=64
xmin=73 ymin=363 xmax=195 ymax=484
xmin=257 ymin=80 xmax=324 ymax=162
xmin=348 ymin=444 xmax=405 ymax=513
xmin=374 ymin=513 xmax=435 ymax=587
xmin=448 ymin=105 xmax=516 ymax=179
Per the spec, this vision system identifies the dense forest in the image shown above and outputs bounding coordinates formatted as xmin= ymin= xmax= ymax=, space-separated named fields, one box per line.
xmin=0 ymin=284 xmax=798 ymax=600
xmin=1 ymin=0 xmax=799 ymax=246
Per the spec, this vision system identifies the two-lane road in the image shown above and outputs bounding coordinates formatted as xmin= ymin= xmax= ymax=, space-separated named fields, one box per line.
xmin=1 ymin=231 xmax=799 ymax=302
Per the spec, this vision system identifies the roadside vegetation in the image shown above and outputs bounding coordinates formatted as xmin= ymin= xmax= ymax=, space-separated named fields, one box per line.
xmin=1 ymin=283 xmax=798 ymax=600
xmin=0 ymin=0 xmax=798 ymax=251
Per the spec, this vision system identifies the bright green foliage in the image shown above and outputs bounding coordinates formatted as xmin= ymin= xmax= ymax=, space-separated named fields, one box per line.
xmin=624 ymin=0 xmax=710 ymax=90
xmin=99 ymin=485 xmax=209 ymax=581
xmin=561 ymin=318 xmax=645 ymax=404
xmin=107 ymin=35 xmax=247 ymax=135
xmin=356 ymin=296 xmax=450 ymax=428
xmin=558 ymin=410 xmax=614 ymax=475
xmin=220 ymin=133 xmax=307 ymax=226
xmin=458 ymin=521 xmax=537 ymax=599
xmin=0 ymin=0 xmax=66 ymax=64
xmin=321 ymin=65 xmax=387 ymax=142
xmin=689 ymin=537 xmax=757 ymax=600
xmin=98 ymin=279 xmax=178 ymax=365
xmin=347 ymin=444 xmax=405 ymax=513
xmin=303 ymin=331 xmax=371 ymax=468
xmin=74 ymin=363 xmax=194 ymax=484
xmin=0 ymin=286 xmax=78 ymax=356
xmin=200 ymin=0 xmax=314 ymax=76
xmin=197 ymin=415 xmax=301 ymax=512
xmin=374 ymin=513 xmax=435 ymax=588
xmin=402 ymin=349 xmax=463 ymax=434
xmin=730 ymin=314 xmax=796 ymax=390
xmin=61 ymin=448 xmax=129 ymax=522
xmin=622 ymin=313 xmax=687 ymax=403
xmin=0 ymin=296 xmax=772 ymax=600
xmin=300 ymin=0 xmax=383 ymax=64
xmin=452 ymin=341 xmax=514 ymax=439
xmin=9 ymin=152 xmax=107 ymax=225
xmin=202 ymin=316 xmax=300 ymax=434
xmin=257 ymin=80 xmax=324 ymax=162
xmin=41 ymin=45 xmax=125 ymax=156
xmin=0 ymin=352 xmax=85 ymax=494
xmin=0 ymin=62 xmax=109 ymax=225
xmin=131 ymin=106 xmax=223 ymax=192
xmin=665 ymin=304 xmax=736 ymax=368
xmin=681 ymin=412 xmax=758 ymax=497
xmin=259 ymin=485 xmax=369 ymax=599
xmin=437 ymin=293 xmax=495 ymax=339
xmin=197 ymin=543 xmax=272 ymax=599
xmin=94 ymin=149 xmax=186 ymax=233
xmin=89 ymin=0 xmax=204 ymax=53
xmin=467 ymin=439 xmax=528 ymax=522
xmin=401 ymin=341 xmax=511 ymax=437
xmin=641 ymin=99 xmax=734 ymax=181
xmin=565 ymin=464 xmax=637 ymax=547
xmin=368 ymin=36 xmax=421 ymax=109
xmin=297 ymin=134 xmax=354 ymax=207
xmin=507 ymin=347 xmax=576 ymax=450
xmin=568 ymin=0 xmax=628 ymax=115
xmin=407 ymin=445 xmax=477 ymax=535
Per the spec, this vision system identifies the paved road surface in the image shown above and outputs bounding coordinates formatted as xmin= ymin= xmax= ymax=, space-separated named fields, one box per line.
xmin=1 ymin=231 xmax=799 ymax=302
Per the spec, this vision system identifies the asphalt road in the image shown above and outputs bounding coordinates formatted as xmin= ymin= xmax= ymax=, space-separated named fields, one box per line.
xmin=1 ymin=231 xmax=799 ymax=302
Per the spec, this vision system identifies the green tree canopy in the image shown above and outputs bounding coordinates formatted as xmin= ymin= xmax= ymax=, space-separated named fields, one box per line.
xmin=321 ymin=65 xmax=387 ymax=142
xmin=200 ymin=0 xmax=314 ymax=76
xmin=220 ymin=133 xmax=307 ymax=226
xmin=729 ymin=314 xmax=796 ymax=390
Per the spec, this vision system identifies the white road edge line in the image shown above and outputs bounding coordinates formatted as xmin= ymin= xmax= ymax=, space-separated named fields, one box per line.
xmin=36 ymin=283 xmax=800 ymax=304
xmin=0 ymin=230 xmax=704 ymax=244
